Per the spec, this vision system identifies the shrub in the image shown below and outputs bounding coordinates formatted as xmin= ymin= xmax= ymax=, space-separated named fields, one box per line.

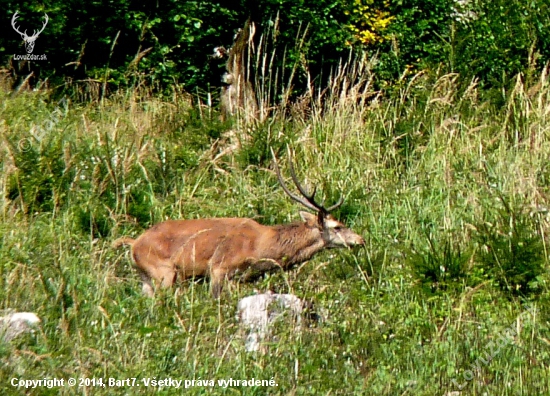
xmin=474 ymin=197 xmax=546 ymax=296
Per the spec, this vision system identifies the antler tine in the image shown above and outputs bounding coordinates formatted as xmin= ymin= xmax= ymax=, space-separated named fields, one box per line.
xmin=326 ymin=195 xmax=344 ymax=212
xmin=287 ymin=149 xmax=315 ymax=200
xmin=271 ymin=147 xmax=320 ymax=213
xmin=286 ymin=148 xmax=326 ymax=213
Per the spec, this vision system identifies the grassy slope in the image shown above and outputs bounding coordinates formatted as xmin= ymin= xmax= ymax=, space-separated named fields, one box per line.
xmin=1 ymin=72 xmax=550 ymax=395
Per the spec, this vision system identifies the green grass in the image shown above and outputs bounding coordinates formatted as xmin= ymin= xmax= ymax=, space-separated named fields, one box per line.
xmin=1 ymin=70 xmax=550 ymax=395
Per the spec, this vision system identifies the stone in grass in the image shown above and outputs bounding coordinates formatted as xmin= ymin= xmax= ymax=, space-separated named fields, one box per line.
xmin=237 ymin=292 xmax=316 ymax=352
xmin=0 ymin=312 xmax=41 ymax=342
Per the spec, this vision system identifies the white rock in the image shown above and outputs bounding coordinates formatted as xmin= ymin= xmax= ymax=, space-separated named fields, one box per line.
xmin=0 ymin=312 xmax=41 ymax=342
xmin=237 ymin=292 xmax=311 ymax=352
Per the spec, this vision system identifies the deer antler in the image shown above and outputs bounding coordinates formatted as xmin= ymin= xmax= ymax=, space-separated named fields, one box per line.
xmin=11 ymin=12 xmax=26 ymax=38
xmin=11 ymin=12 xmax=48 ymax=39
xmin=271 ymin=147 xmax=344 ymax=214
xmin=32 ymin=13 xmax=49 ymax=39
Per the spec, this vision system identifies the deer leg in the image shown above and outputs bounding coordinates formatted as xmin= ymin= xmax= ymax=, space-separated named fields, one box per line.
xmin=136 ymin=261 xmax=176 ymax=297
xmin=136 ymin=268 xmax=155 ymax=297
xmin=210 ymin=267 xmax=229 ymax=299
xmin=154 ymin=263 xmax=177 ymax=291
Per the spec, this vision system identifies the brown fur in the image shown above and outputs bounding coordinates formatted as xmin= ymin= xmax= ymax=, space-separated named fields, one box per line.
xmin=113 ymin=211 xmax=364 ymax=298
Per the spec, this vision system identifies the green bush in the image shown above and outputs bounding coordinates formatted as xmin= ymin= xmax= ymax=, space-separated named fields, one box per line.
xmin=474 ymin=197 xmax=546 ymax=296
xmin=408 ymin=234 xmax=472 ymax=293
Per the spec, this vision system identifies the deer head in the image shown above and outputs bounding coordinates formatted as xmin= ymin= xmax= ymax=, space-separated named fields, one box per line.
xmin=12 ymin=11 xmax=49 ymax=54
xmin=272 ymin=148 xmax=365 ymax=249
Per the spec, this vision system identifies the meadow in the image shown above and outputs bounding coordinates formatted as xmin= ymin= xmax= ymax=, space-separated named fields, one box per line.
xmin=1 ymin=65 xmax=550 ymax=395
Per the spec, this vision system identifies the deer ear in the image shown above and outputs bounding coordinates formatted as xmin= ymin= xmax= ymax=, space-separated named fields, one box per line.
xmin=299 ymin=211 xmax=317 ymax=225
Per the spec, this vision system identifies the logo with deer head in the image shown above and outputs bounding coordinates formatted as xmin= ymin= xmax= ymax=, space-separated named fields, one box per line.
xmin=11 ymin=11 xmax=49 ymax=54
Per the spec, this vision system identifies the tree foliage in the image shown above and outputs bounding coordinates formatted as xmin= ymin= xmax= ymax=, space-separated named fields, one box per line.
xmin=346 ymin=0 xmax=394 ymax=45
xmin=452 ymin=0 xmax=550 ymax=86
xmin=0 ymin=0 xmax=549 ymax=95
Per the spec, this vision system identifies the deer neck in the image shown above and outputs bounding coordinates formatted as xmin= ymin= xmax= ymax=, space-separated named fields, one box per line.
xmin=269 ymin=222 xmax=325 ymax=268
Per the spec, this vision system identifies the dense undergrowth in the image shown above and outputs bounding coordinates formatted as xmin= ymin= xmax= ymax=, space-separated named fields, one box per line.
xmin=1 ymin=66 xmax=550 ymax=395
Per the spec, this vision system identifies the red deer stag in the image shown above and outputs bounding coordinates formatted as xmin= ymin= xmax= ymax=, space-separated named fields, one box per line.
xmin=113 ymin=149 xmax=364 ymax=298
